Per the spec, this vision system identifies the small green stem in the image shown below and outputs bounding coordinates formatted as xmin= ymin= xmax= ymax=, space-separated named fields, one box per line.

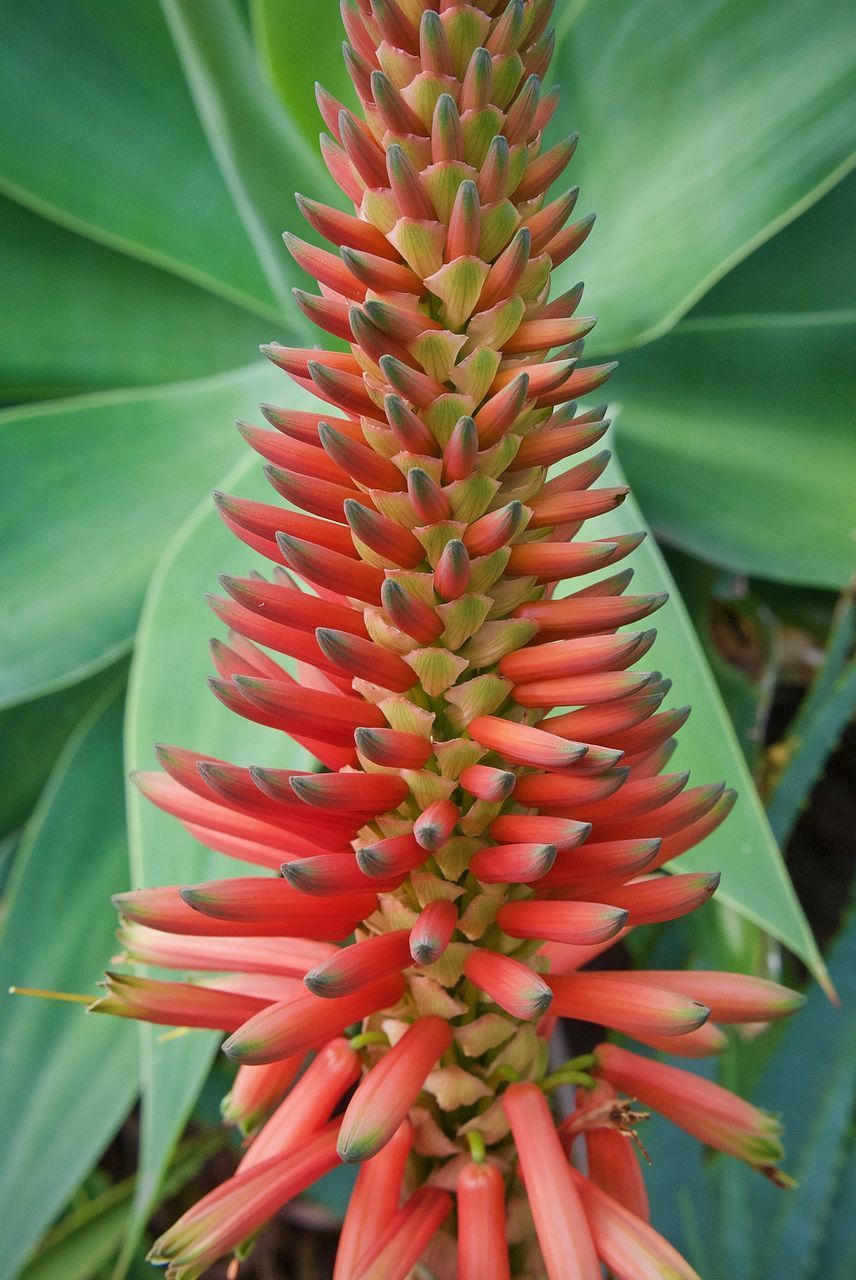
xmin=540 ymin=1069 xmax=595 ymax=1093
xmin=540 ymin=1055 xmax=598 ymax=1093
xmin=349 ymin=1030 xmax=389 ymax=1051
xmin=466 ymin=1130 xmax=487 ymax=1163
xmin=487 ymin=1065 xmax=520 ymax=1089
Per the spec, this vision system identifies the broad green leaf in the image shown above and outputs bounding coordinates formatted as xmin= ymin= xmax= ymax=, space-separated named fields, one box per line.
xmin=22 ymin=1137 xmax=220 ymax=1280
xmin=666 ymin=549 xmax=777 ymax=776
xmin=118 ymin=453 xmax=314 ymax=1272
xmin=612 ymin=315 xmax=856 ymax=589
xmin=809 ymin=1136 xmax=856 ymax=1280
xmin=1 ymin=195 xmax=275 ymax=402
xmin=0 ymin=687 xmax=138 ymax=1280
xmin=250 ymin=0 xmax=358 ymax=148
xmin=0 ymin=659 xmax=128 ymax=839
xmin=21 ymin=1181 xmax=133 ymax=1280
xmin=0 ymin=361 xmax=284 ymax=709
xmin=559 ymin=444 xmax=827 ymax=987
xmin=552 ymin=0 xmax=856 ymax=350
xmin=731 ymin=905 xmax=856 ymax=1278
xmin=696 ymin=170 xmax=856 ymax=318
xmin=160 ymin=0 xmax=335 ymax=318
xmin=0 ymin=0 xmax=277 ymax=320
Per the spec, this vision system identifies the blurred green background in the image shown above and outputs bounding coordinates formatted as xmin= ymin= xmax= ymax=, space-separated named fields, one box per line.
xmin=0 ymin=0 xmax=854 ymax=1276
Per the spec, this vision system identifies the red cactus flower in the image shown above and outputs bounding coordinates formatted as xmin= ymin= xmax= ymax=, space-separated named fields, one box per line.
xmin=91 ymin=2 xmax=804 ymax=1275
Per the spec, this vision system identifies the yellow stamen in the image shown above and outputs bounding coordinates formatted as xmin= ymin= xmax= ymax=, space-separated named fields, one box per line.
xmin=157 ymin=1027 xmax=195 ymax=1044
xmin=8 ymin=985 xmax=92 ymax=1005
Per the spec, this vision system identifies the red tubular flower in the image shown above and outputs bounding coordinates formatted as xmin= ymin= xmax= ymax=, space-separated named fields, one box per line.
xmin=238 ymin=1038 xmax=359 ymax=1174
xmin=600 ymin=968 xmax=807 ymax=1021
xmin=457 ymin=1158 xmax=511 ymax=1280
xmin=497 ymin=897 xmax=629 ymax=945
xmin=304 ymin=928 xmax=413 ymax=997
xmin=465 ymin=949 xmax=553 ymax=1021
xmin=569 ymin=1167 xmax=701 ymax=1280
xmin=90 ymin=973 xmax=269 ymax=1031
xmin=409 ymin=898 xmax=458 ymax=964
xmin=94 ymin=1 xmax=803 ymax=1273
xmin=220 ymin=1055 xmax=303 ymax=1134
xmin=549 ymin=971 xmax=711 ymax=1039
xmin=148 ymin=1124 xmax=341 ymax=1279
xmin=334 ymin=1119 xmax=414 ymax=1280
xmin=337 ymin=1016 xmax=452 ymax=1162
xmin=562 ymin=1082 xmax=650 ymax=1221
xmin=223 ymin=974 xmax=406 ymax=1065
xmin=350 ymin=1187 xmax=452 ymax=1280
xmin=593 ymin=1042 xmax=788 ymax=1172
xmin=504 ymin=1083 xmax=600 ymax=1280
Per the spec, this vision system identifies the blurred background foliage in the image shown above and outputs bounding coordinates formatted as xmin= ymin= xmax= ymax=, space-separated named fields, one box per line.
xmin=0 ymin=0 xmax=854 ymax=1276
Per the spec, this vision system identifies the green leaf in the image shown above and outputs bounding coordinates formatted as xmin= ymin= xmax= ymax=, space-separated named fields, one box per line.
xmin=553 ymin=0 xmax=856 ymax=350
xmin=559 ymin=443 xmax=827 ymax=987
xmin=747 ymin=905 xmax=856 ymax=1278
xmin=117 ymin=454 xmax=315 ymax=1273
xmin=612 ymin=315 xmax=856 ymax=588
xmin=696 ymin=170 xmax=856 ymax=318
xmin=666 ymin=549 xmax=777 ymax=777
xmin=809 ymin=1134 xmax=856 ymax=1280
xmin=767 ymin=659 xmax=856 ymax=847
xmin=0 ymin=686 xmax=139 ymax=1280
xmin=0 ymin=361 xmax=284 ymax=709
xmin=250 ymin=0 xmax=359 ymax=148
xmin=21 ymin=1137 xmax=221 ymax=1280
xmin=787 ymin=587 xmax=856 ymax=738
xmin=160 ymin=0 xmax=335 ymax=319
xmin=21 ymin=1181 xmax=134 ymax=1280
xmin=0 ymin=194 xmax=276 ymax=402
xmin=0 ymin=0 xmax=277 ymax=320
xmin=0 ymin=659 xmax=129 ymax=839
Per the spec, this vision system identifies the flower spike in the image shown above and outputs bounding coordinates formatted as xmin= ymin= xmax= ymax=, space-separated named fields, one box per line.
xmin=92 ymin=3 xmax=803 ymax=1274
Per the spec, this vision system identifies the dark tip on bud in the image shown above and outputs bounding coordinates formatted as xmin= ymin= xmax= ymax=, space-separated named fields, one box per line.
xmin=493 ymin=771 xmax=517 ymax=799
xmin=281 ymin=861 xmax=312 ymax=892
xmin=178 ymin=887 xmax=206 ymax=910
xmin=381 ymin=576 xmax=403 ymax=600
xmin=303 ymin=970 xmax=333 ymax=996
xmin=355 ymin=846 xmax=385 ymax=877
xmin=274 ymin=531 xmax=298 ymax=557
xmin=533 ymin=988 xmax=554 ymax=1016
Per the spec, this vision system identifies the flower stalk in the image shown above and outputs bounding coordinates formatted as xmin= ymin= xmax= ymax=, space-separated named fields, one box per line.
xmin=90 ymin=1 xmax=804 ymax=1274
